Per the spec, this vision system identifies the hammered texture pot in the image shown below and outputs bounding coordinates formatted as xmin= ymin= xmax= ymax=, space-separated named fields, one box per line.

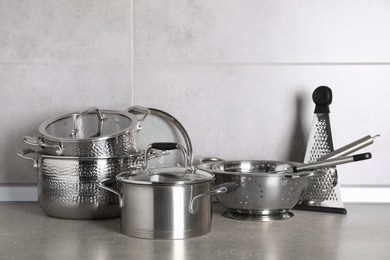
xmin=18 ymin=149 xmax=138 ymax=219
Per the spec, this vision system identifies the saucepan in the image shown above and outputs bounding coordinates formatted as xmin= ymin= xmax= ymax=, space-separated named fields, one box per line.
xmin=98 ymin=143 xmax=229 ymax=239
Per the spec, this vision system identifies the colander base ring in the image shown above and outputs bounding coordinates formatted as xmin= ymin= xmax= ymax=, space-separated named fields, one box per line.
xmin=223 ymin=210 xmax=294 ymax=221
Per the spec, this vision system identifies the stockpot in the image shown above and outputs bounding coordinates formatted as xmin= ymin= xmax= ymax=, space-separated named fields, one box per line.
xmin=23 ymin=107 xmax=149 ymax=157
xmin=17 ymin=149 xmax=143 ymax=219
xmin=98 ymin=143 xmax=228 ymax=239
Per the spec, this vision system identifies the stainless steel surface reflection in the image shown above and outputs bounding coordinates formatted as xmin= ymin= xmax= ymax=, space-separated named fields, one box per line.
xmin=172 ymin=240 xmax=186 ymax=260
xmin=120 ymin=183 xmax=212 ymax=239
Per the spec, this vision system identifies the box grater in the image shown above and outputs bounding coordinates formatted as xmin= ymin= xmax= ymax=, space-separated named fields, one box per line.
xmin=294 ymin=86 xmax=347 ymax=214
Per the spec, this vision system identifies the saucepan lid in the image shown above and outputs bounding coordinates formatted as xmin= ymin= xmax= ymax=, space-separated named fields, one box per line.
xmin=117 ymin=143 xmax=214 ymax=185
xmin=118 ymin=167 xmax=214 ymax=185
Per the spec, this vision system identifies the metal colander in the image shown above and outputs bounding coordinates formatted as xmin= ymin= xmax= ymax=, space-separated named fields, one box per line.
xmin=197 ymin=160 xmax=326 ymax=218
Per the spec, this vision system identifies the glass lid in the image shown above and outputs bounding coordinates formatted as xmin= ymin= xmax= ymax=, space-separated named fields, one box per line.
xmin=39 ymin=108 xmax=138 ymax=141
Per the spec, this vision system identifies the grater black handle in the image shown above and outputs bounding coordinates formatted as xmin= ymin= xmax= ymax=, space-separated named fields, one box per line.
xmin=313 ymin=86 xmax=332 ymax=113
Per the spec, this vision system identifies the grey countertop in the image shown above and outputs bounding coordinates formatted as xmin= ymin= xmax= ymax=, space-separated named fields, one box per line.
xmin=1 ymin=202 xmax=389 ymax=260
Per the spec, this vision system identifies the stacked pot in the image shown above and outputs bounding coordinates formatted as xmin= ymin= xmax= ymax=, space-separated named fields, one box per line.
xmin=17 ymin=106 xmax=230 ymax=239
xmin=18 ymin=107 xmax=150 ymax=220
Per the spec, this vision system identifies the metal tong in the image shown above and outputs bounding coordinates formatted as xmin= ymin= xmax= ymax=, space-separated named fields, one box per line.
xmin=276 ymin=134 xmax=378 ymax=175
xmin=279 ymin=152 xmax=371 ymax=175
xmin=316 ymin=134 xmax=379 ymax=161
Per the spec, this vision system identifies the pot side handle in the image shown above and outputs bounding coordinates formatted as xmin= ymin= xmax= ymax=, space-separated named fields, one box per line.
xmin=189 ymin=185 xmax=231 ymax=214
xmin=23 ymin=136 xmax=64 ymax=156
xmin=16 ymin=149 xmax=39 ymax=170
xmin=97 ymin=178 xmax=123 ymax=207
xmin=198 ymin=157 xmax=224 ymax=164
xmin=125 ymin=106 xmax=151 ymax=132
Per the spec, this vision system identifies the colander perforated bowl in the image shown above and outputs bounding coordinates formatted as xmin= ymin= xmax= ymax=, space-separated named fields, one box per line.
xmin=197 ymin=159 xmax=326 ymax=221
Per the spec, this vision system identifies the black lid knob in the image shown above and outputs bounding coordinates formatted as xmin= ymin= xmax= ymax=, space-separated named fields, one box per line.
xmin=313 ymin=86 xmax=332 ymax=113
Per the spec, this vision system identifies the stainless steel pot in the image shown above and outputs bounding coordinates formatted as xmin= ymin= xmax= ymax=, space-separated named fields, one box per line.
xmin=24 ymin=107 xmax=149 ymax=157
xmin=197 ymin=159 xmax=327 ymax=221
xmin=98 ymin=143 xmax=227 ymax=239
xmin=17 ymin=149 xmax=142 ymax=219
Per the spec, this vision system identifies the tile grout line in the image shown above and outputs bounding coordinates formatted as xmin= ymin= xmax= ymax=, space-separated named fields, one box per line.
xmin=1 ymin=62 xmax=389 ymax=66
xmin=130 ymin=0 xmax=135 ymax=106
xmin=133 ymin=62 xmax=390 ymax=66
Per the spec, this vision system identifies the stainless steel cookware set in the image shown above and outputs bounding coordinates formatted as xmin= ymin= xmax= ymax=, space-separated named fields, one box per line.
xmin=16 ymin=92 xmax=377 ymax=239
xmin=17 ymin=107 xmax=191 ymax=221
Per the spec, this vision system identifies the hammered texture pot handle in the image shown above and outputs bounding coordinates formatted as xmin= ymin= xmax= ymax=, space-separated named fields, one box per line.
xmin=23 ymin=136 xmax=64 ymax=155
xmin=16 ymin=149 xmax=39 ymax=170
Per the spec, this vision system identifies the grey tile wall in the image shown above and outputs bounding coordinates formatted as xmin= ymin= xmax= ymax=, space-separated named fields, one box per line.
xmin=1 ymin=0 xmax=389 ymax=187
xmin=0 ymin=1 xmax=133 ymax=183
xmin=134 ymin=0 xmax=390 ymax=63
xmin=133 ymin=0 xmax=390 ymax=186
xmin=133 ymin=64 xmax=389 ymax=185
